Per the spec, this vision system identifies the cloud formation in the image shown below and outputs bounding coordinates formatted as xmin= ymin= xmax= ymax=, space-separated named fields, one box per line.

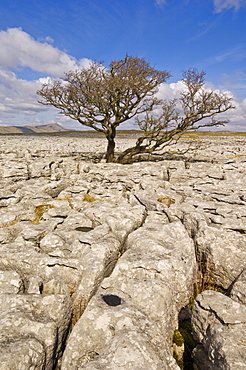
xmin=0 ymin=28 xmax=91 ymax=126
xmin=213 ymin=0 xmax=246 ymax=12
xmin=206 ymin=44 xmax=246 ymax=66
xmin=155 ymin=80 xmax=246 ymax=131
xmin=155 ymin=0 xmax=167 ymax=7
xmin=0 ymin=28 xmax=90 ymax=76
xmin=0 ymin=28 xmax=244 ymax=130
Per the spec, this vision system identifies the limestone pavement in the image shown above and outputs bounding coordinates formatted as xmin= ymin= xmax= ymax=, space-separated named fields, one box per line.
xmin=0 ymin=134 xmax=245 ymax=369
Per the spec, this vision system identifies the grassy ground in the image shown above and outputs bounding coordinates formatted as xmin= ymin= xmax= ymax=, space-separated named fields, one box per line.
xmin=1 ymin=130 xmax=246 ymax=138
xmin=183 ymin=131 xmax=246 ymax=138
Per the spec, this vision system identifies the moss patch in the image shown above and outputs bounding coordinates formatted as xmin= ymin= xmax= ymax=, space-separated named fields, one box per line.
xmin=173 ymin=330 xmax=185 ymax=346
xmin=0 ymin=220 xmax=19 ymax=228
xmin=32 ymin=204 xmax=54 ymax=224
xmin=83 ymin=193 xmax=96 ymax=202
xmin=173 ymin=320 xmax=197 ymax=369
xmin=173 ymin=350 xmax=184 ymax=369
xmin=157 ymin=196 xmax=175 ymax=207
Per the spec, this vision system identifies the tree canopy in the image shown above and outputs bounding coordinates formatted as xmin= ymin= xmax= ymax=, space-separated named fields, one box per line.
xmin=37 ymin=56 xmax=234 ymax=163
xmin=37 ymin=55 xmax=170 ymax=162
xmin=117 ymin=69 xmax=234 ymax=163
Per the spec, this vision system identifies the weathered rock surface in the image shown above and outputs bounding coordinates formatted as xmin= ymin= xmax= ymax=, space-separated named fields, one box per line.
xmin=0 ymin=293 xmax=72 ymax=370
xmin=0 ymin=134 xmax=245 ymax=369
xmin=192 ymin=290 xmax=246 ymax=369
xmin=61 ymin=220 xmax=196 ymax=369
xmin=231 ymin=269 xmax=246 ymax=305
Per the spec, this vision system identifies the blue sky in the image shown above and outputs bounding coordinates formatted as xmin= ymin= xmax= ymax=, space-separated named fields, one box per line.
xmin=0 ymin=0 xmax=246 ymax=130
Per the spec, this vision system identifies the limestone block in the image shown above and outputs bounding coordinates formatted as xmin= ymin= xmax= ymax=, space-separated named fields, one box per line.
xmin=0 ymin=211 xmax=19 ymax=228
xmin=62 ymin=221 xmax=196 ymax=369
xmin=61 ymin=294 xmax=179 ymax=370
xmin=59 ymin=209 xmax=93 ymax=230
xmin=132 ymin=189 xmax=173 ymax=211
xmin=195 ymin=224 xmax=246 ymax=288
xmin=20 ymin=222 xmax=48 ymax=243
xmin=43 ymin=180 xmax=69 ymax=198
xmin=28 ymin=160 xmax=52 ymax=178
xmin=0 ymin=225 xmax=19 ymax=244
xmin=0 ymin=338 xmax=45 ymax=370
xmin=2 ymin=161 xmax=29 ymax=180
xmin=47 ymin=204 xmax=72 ymax=218
xmin=0 ymin=241 xmax=84 ymax=296
xmin=0 ymin=294 xmax=72 ymax=370
xmin=82 ymin=202 xmax=146 ymax=242
xmin=39 ymin=232 xmax=66 ymax=253
xmin=230 ymin=269 xmax=246 ymax=305
xmin=124 ymin=221 xmax=197 ymax=310
xmin=0 ymin=189 xmax=19 ymax=207
xmin=0 ymin=270 xmax=24 ymax=293
xmin=192 ymin=290 xmax=246 ymax=369
xmin=71 ymin=224 xmax=123 ymax=319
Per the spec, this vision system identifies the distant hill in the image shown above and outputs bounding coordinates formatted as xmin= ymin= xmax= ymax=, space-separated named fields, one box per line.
xmin=0 ymin=123 xmax=70 ymax=134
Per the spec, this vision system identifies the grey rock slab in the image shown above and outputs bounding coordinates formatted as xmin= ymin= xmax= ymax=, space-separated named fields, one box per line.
xmin=0 ymin=293 xmax=72 ymax=370
xmin=0 ymin=224 xmax=20 ymax=244
xmin=1 ymin=160 xmax=29 ymax=180
xmin=132 ymin=188 xmax=180 ymax=212
xmin=192 ymin=290 xmax=246 ymax=369
xmin=62 ymin=221 xmax=196 ymax=369
xmin=0 ymin=269 xmax=24 ymax=293
xmin=61 ymin=294 xmax=179 ymax=370
xmin=71 ymin=224 xmax=123 ymax=319
xmin=193 ymin=290 xmax=246 ymax=325
xmin=195 ymin=223 xmax=246 ymax=288
xmin=0 ymin=203 xmax=38 ymax=227
xmin=123 ymin=220 xmax=197 ymax=311
xmin=0 ymin=338 xmax=45 ymax=370
xmin=0 ymin=242 xmax=84 ymax=295
xmin=20 ymin=222 xmax=48 ymax=242
xmin=58 ymin=209 xmax=93 ymax=230
xmin=28 ymin=159 xmax=53 ymax=178
xmin=230 ymin=269 xmax=246 ymax=305
xmin=46 ymin=203 xmax=72 ymax=218
xmin=42 ymin=179 xmax=69 ymax=198
xmin=0 ymin=189 xmax=19 ymax=207
xmin=81 ymin=202 xmax=146 ymax=242
xmin=39 ymin=232 xmax=67 ymax=254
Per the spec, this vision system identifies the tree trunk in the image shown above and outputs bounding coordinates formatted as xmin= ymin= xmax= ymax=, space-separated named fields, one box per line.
xmin=105 ymin=138 xmax=115 ymax=162
xmin=117 ymin=136 xmax=147 ymax=164
xmin=105 ymin=126 xmax=116 ymax=162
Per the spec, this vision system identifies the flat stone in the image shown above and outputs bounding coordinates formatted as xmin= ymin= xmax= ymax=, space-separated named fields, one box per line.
xmin=192 ymin=290 xmax=246 ymax=369
xmin=0 ymin=294 xmax=72 ymax=370
xmin=231 ymin=269 xmax=246 ymax=305
xmin=0 ymin=270 xmax=24 ymax=293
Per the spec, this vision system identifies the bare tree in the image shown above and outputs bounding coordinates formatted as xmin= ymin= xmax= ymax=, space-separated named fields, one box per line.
xmin=37 ymin=56 xmax=170 ymax=162
xmin=117 ymin=69 xmax=234 ymax=163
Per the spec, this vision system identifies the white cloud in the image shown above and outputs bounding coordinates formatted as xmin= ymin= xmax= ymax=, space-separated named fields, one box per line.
xmin=45 ymin=36 xmax=54 ymax=44
xmin=155 ymin=79 xmax=246 ymax=131
xmin=0 ymin=28 xmax=93 ymax=126
xmin=213 ymin=0 xmax=246 ymax=12
xmin=155 ymin=0 xmax=167 ymax=7
xmin=0 ymin=67 xmax=43 ymax=110
xmin=0 ymin=28 xmax=245 ymax=131
xmin=0 ymin=28 xmax=90 ymax=76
